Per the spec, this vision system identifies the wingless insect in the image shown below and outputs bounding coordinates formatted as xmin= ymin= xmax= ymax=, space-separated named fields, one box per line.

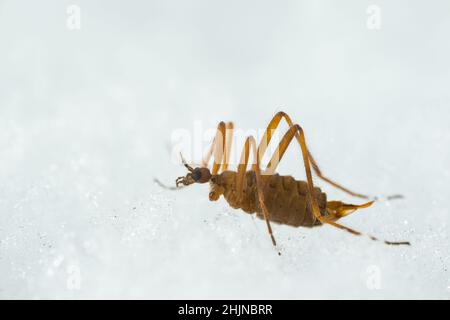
xmin=157 ymin=112 xmax=410 ymax=252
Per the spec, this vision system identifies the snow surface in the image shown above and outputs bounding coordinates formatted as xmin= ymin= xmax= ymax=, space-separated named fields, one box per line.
xmin=0 ymin=0 xmax=449 ymax=299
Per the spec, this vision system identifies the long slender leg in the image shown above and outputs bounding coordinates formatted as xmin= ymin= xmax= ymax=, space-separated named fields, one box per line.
xmin=201 ymin=121 xmax=234 ymax=174
xmin=236 ymin=136 xmax=279 ymax=252
xmin=222 ymin=122 xmax=234 ymax=172
xmin=257 ymin=111 xmax=371 ymax=199
xmin=265 ymin=124 xmax=410 ymax=245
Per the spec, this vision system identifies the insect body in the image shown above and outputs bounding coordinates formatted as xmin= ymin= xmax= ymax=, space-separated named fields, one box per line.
xmin=210 ymin=171 xmax=327 ymax=228
xmin=167 ymin=112 xmax=410 ymax=251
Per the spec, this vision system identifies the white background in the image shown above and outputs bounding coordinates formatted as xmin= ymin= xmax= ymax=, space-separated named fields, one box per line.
xmin=0 ymin=0 xmax=449 ymax=299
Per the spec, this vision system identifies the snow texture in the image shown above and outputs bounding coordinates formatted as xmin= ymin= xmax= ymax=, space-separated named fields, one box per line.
xmin=0 ymin=0 xmax=449 ymax=299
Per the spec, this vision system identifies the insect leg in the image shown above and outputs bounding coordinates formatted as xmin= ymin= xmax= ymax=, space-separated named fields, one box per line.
xmin=258 ymin=111 xmax=378 ymax=199
xmin=222 ymin=122 xmax=234 ymax=172
xmin=265 ymin=124 xmax=410 ymax=246
xmin=236 ymin=135 xmax=280 ymax=253
xmin=201 ymin=121 xmax=234 ymax=174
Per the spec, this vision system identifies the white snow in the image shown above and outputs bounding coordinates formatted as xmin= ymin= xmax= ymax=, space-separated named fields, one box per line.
xmin=0 ymin=0 xmax=449 ymax=299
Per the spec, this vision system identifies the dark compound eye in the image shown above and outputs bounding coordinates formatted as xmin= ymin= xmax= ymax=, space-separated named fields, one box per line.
xmin=192 ymin=168 xmax=202 ymax=181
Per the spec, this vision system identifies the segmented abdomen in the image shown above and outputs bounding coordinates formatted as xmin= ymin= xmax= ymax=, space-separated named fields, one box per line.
xmin=220 ymin=171 xmax=328 ymax=227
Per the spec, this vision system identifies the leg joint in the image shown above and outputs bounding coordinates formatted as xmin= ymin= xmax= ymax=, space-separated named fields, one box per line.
xmin=293 ymin=124 xmax=304 ymax=135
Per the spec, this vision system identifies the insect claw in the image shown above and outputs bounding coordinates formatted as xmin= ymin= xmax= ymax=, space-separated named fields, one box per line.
xmin=175 ymin=177 xmax=184 ymax=187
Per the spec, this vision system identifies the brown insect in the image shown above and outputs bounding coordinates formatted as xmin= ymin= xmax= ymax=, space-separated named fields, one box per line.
xmin=157 ymin=112 xmax=410 ymax=252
